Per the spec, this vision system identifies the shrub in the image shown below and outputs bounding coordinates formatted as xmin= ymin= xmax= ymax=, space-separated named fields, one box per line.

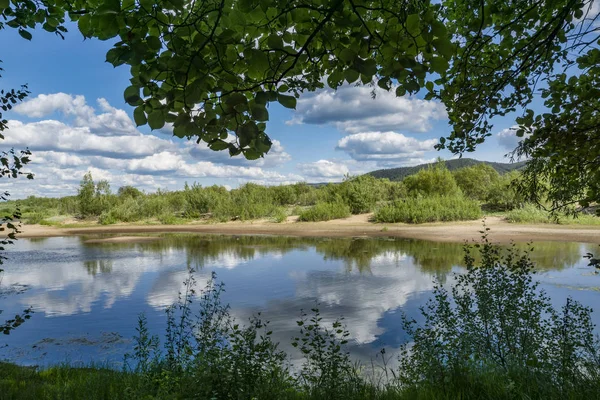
xmin=373 ymin=195 xmax=482 ymax=223
xmin=298 ymin=202 xmax=351 ymax=222
xmin=339 ymin=175 xmax=386 ymax=214
xmin=453 ymin=163 xmax=500 ymax=200
xmin=403 ymin=161 xmax=461 ymax=197
xmin=506 ymin=204 xmax=600 ymax=225
xmin=486 ymin=171 xmax=523 ymax=210
xmin=398 ymin=237 xmax=600 ymax=398
xmin=271 ymin=207 xmax=288 ymax=223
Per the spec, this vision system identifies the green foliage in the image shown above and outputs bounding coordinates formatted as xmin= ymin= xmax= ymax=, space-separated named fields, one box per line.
xmin=271 ymin=207 xmax=288 ymax=223
xmin=506 ymin=204 xmax=600 ymax=225
xmin=298 ymin=202 xmax=351 ymax=222
xmin=337 ymin=175 xmax=388 ymax=214
xmin=485 ymin=171 xmax=523 ymax=211
xmin=71 ymin=0 xmax=456 ymax=161
xmin=453 ymin=163 xmax=500 ymax=201
xmin=374 ymin=195 xmax=482 ymax=224
xmin=117 ymin=186 xmax=143 ymax=199
xmin=403 ymin=162 xmax=461 ymax=198
xmin=398 ymin=236 xmax=600 ymax=398
xmin=77 ymin=172 xmax=113 ymax=218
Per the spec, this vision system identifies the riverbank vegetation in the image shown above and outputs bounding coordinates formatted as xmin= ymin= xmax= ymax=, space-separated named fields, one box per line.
xmin=1 ymin=240 xmax=599 ymax=399
xmin=2 ymin=162 xmax=598 ymax=226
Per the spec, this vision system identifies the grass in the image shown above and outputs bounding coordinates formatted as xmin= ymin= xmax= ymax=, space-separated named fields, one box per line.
xmin=298 ymin=202 xmax=351 ymax=222
xmin=373 ymin=195 xmax=482 ymax=224
xmin=505 ymin=203 xmax=600 ymax=225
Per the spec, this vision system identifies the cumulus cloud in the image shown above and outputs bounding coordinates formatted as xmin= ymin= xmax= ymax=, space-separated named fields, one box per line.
xmin=288 ymin=85 xmax=447 ymax=133
xmin=297 ymin=160 xmax=349 ymax=180
xmin=336 ymin=131 xmax=438 ymax=165
xmin=13 ymin=93 xmax=138 ymax=136
xmin=1 ymin=93 xmax=302 ymax=197
xmin=496 ymin=126 xmax=531 ymax=152
xmin=178 ymin=162 xmax=303 ymax=183
xmin=3 ymin=120 xmax=175 ymax=159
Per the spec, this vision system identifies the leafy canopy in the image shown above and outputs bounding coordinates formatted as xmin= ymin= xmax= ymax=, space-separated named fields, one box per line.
xmin=2 ymin=0 xmax=599 ymax=210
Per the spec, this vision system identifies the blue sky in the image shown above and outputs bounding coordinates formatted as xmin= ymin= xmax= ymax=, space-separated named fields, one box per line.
xmin=1 ymin=23 xmax=524 ymax=198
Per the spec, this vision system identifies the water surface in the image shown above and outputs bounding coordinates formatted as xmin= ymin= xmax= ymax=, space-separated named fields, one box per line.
xmin=1 ymin=234 xmax=598 ymax=366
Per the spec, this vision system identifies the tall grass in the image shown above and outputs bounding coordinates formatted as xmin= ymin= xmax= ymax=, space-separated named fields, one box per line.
xmin=374 ymin=195 xmax=482 ymax=223
xmin=506 ymin=203 xmax=600 ymax=225
xmin=298 ymin=202 xmax=351 ymax=222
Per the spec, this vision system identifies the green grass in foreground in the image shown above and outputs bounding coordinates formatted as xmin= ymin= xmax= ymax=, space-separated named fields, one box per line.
xmin=2 ymin=239 xmax=599 ymax=400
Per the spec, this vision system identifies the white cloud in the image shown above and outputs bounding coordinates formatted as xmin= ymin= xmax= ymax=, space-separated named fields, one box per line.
xmin=31 ymin=151 xmax=88 ymax=168
xmin=496 ymin=126 xmax=531 ymax=152
xmin=13 ymin=93 xmax=138 ymax=136
xmin=3 ymin=120 xmax=175 ymax=158
xmin=178 ymin=162 xmax=303 ymax=183
xmin=336 ymin=131 xmax=438 ymax=165
xmin=297 ymin=160 xmax=349 ymax=180
xmin=0 ymin=93 xmax=304 ymax=197
xmin=288 ymin=84 xmax=447 ymax=133
xmin=126 ymin=152 xmax=185 ymax=174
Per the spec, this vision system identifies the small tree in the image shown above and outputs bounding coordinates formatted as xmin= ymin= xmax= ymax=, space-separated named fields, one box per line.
xmin=403 ymin=161 xmax=461 ymax=198
xmin=453 ymin=164 xmax=500 ymax=201
xmin=77 ymin=172 xmax=112 ymax=217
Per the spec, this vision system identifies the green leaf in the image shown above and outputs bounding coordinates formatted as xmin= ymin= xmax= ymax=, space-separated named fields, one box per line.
xmin=406 ymin=14 xmax=420 ymax=36
xmin=124 ymin=86 xmax=141 ymax=105
xmin=148 ymin=110 xmax=165 ymax=130
xmin=430 ymin=57 xmax=449 ymax=74
xmin=267 ymin=34 xmax=283 ymax=49
xmin=0 ymin=0 xmax=9 ymax=9
xmin=277 ymin=94 xmax=296 ymax=109
xmin=255 ymin=92 xmax=269 ymax=105
xmin=133 ymin=107 xmax=147 ymax=126
xmin=78 ymin=15 xmax=92 ymax=37
xmin=146 ymin=36 xmax=162 ymax=51
xmin=344 ymin=68 xmax=359 ymax=84
xmin=209 ymin=139 xmax=229 ymax=151
xmin=238 ymin=121 xmax=259 ymax=147
xmin=243 ymin=148 xmax=262 ymax=160
xmin=339 ymin=48 xmax=356 ymax=63
xmin=251 ymin=104 xmax=269 ymax=121
xmin=18 ymin=29 xmax=32 ymax=41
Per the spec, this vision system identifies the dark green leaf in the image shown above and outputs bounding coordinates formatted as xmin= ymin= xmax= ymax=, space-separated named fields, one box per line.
xmin=277 ymin=94 xmax=296 ymax=109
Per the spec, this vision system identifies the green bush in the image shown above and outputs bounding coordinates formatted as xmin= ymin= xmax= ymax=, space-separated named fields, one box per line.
xmin=271 ymin=207 xmax=288 ymax=223
xmin=298 ymin=202 xmax=351 ymax=222
xmin=453 ymin=163 xmax=500 ymax=200
xmin=403 ymin=161 xmax=461 ymax=197
xmin=486 ymin=171 xmax=523 ymax=210
xmin=506 ymin=203 xmax=600 ymax=225
xmin=374 ymin=195 xmax=482 ymax=223
xmin=398 ymin=237 xmax=600 ymax=398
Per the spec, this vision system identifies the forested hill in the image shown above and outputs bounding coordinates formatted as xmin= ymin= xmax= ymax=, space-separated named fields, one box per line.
xmin=368 ymin=158 xmax=527 ymax=181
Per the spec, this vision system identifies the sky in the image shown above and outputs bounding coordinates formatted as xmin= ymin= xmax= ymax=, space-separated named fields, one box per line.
xmin=0 ymin=23 xmax=525 ymax=199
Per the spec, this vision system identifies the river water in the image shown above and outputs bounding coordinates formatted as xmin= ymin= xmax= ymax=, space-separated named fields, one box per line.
xmin=1 ymin=234 xmax=598 ymax=367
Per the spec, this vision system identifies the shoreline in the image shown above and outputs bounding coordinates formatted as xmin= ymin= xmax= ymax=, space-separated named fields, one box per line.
xmin=17 ymin=215 xmax=600 ymax=244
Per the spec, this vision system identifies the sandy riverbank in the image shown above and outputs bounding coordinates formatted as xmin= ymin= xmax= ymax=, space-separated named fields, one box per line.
xmin=16 ymin=215 xmax=600 ymax=244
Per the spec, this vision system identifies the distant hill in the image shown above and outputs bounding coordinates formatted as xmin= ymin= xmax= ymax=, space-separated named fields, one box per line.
xmin=368 ymin=158 xmax=526 ymax=181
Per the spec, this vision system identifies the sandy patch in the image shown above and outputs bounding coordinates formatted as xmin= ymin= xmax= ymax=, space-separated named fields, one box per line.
xmin=16 ymin=215 xmax=600 ymax=244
